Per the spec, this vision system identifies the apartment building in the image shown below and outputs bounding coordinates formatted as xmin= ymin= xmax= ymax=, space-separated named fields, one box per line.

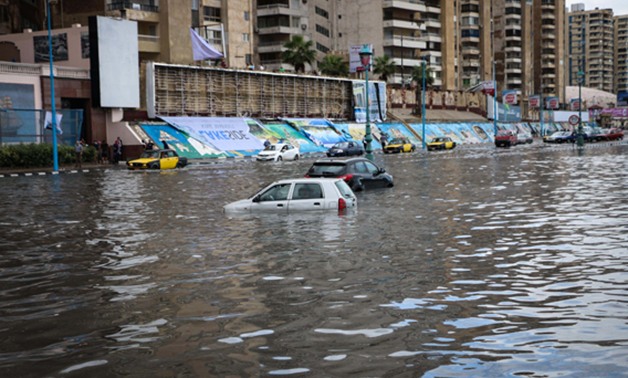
xmin=615 ymin=14 xmax=628 ymax=96
xmin=456 ymin=0 xmax=492 ymax=89
xmin=533 ymin=0 xmax=564 ymax=102
xmin=0 ymin=0 xmax=255 ymax=69
xmin=567 ymin=5 xmax=614 ymax=93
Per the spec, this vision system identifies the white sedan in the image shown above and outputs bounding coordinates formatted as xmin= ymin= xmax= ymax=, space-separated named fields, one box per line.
xmin=224 ymin=178 xmax=357 ymax=213
xmin=255 ymin=143 xmax=300 ymax=162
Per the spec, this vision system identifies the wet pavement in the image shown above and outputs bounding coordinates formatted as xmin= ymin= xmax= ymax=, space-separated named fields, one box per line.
xmin=1 ymin=141 xmax=627 ymax=377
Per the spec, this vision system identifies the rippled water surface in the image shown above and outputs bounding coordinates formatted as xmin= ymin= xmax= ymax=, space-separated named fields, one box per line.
xmin=1 ymin=143 xmax=627 ymax=377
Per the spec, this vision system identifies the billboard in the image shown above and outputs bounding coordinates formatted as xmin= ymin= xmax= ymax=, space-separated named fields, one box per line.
xmin=89 ymin=16 xmax=139 ymax=108
xmin=618 ymin=91 xmax=628 ymax=107
xmin=545 ymin=97 xmax=559 ymax=110
xmin=502 ymin=90 xmax=518 ymax=105
xmin=570 ymin=98 xmax=582 ymax=111
xmin=352 ymin=80 xmax=387 ymax=123
xmin=529 ymin=95 xmax=540 ymax=109
xmin=349 ymin=44 xmax=373 ymax=73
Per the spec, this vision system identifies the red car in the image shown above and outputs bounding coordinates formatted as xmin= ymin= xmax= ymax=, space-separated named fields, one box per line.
xmin=599 ymin=128 xmax=624 ymax=141
xmin=495 ymin=130 xmax=517 ymax=148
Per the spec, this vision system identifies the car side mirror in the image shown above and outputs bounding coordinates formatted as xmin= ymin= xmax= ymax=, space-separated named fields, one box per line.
xmin=252 ymin=195 xmax=260 ymax=203
xmin=378 ymin=167 xmax=386 ymax=174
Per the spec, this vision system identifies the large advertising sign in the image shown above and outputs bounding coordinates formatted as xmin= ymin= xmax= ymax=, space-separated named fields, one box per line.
xmin=159 ymin=116 xmax=264 ymax=151
xmin=352 ymin=80 xmax=387 ymax=123
xmin=618 ymin=91 xmax=628 ymax=107
xmin=570 ymin=98 xmax=582 ymax=111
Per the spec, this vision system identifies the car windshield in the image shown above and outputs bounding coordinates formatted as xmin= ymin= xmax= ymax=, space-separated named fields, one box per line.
xmin=333 ymin=142 xmax=349 ymax=148
xmin=497 ymin=130 xmax=513 ymax=136
xmin=140 ymin=151 xmax=160 ymax=158
xmin=432 ymin=138 xmax=444 ymax=142
xmin=265 ymin=145 xmax=279 ymax=151
xmin=390 ymin=138 xmax=405 ymax=144
xmin=308 ymin=163 xmax=346 ymax=177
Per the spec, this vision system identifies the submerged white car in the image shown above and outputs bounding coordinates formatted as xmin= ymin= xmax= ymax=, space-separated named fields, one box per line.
xmin=255 ymin=143 xmax=300 ymax=161
xmin=224 ymin=178 xmax=357 ymax=213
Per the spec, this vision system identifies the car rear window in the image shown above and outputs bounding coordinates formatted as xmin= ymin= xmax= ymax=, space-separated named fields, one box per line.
xmin=307 ymin=163 xmax=346 ymax=177
xmin=334 ymin=180 xmax=354 ymax=197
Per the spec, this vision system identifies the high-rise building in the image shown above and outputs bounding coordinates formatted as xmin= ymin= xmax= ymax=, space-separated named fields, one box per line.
xmin=567 ymin=6 xmax=614 ymax=93
xmin=614 ymin=14 xmax=628 ymax=96
xmin=0 ymin=0 xmax=256 ymax=69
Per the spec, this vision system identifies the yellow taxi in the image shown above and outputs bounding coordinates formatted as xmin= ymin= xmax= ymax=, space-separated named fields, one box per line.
xmin=383 ymin=137 xmax=416 ymax=154
xmin=427 ymin=137 xmax=457 ymax=151
xmin=127 ymin=149 xmax=188 ymax=170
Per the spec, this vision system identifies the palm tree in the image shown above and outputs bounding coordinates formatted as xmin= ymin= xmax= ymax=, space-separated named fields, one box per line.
xmin=319 ymin=54 xmax=349 ymax=77
xmin=282 ymin=35 xmax=317 ymax=73
xmin=373 ymin=55 xmax=396 ymax=83
xmin=411 ymin=64 xmax=434 ymax=115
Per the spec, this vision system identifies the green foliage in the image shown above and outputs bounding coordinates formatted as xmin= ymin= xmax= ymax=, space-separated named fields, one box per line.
xmin=373 ymin=55 xmax=396 ymax=83
xmin=411 ymin=64 xmax=435 ymax=87
xmin=0 ymin=143 xmax=97 ymax=169
xmin=319 ymin=54 xmax=349 ymax=77
xmin=282 ymin=35 xmax=317 ymax=73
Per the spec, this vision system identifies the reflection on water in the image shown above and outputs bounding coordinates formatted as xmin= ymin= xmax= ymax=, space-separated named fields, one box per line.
xmin=1 ymin=143 xmax=627 ymax=377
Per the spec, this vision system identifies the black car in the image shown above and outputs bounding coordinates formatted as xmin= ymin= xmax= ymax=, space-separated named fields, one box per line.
xmin=305 ymin=157 xmax=394 ymax=191
xmin=326 ymin=141 xmax=364 ymax=157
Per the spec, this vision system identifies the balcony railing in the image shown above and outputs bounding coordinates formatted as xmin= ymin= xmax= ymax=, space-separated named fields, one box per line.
xmin=107 ymin=1 xmax=159 ymax=12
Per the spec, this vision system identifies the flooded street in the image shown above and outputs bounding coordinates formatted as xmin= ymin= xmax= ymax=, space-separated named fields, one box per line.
xmin=1 ymin=142 xmax=627 ymax=377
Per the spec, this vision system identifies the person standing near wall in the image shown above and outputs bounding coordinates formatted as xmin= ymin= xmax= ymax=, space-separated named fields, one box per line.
xmin=74 ymin=139 xmax=84 ymax=169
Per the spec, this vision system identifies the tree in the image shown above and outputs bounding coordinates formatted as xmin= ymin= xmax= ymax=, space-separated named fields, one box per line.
xmin=373 ymin=55 xmax=396 ymax=83
xmin=411 ymin=63 xmax=435 ymax=115
xmin=319 ymin=54 xmax=349 ymax=77
xmin=282 ymin=35 xmax=317 ymax=73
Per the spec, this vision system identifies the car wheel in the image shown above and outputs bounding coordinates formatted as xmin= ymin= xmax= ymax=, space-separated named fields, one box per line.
xmin=277 ymin=156 xmax=282 ymax=161
xmin=351 ymin=179 xmax=365 ymax=192
xmin=294 ymin=154 xmax=299 ymax=160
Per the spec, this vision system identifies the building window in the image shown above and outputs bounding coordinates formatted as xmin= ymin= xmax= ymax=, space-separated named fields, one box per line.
xmin=315 ymin=6 xmax=329 ymax=19
xmin=316 ymin=24 xmax=330 ymax=37
xmin=244 ymin=11 xmax=249 ymax=21
xmin=243 ymin=33 xmax=250 ymax=42
xmin=316 ymin=42 xmax=329 ymax=53
xmin=204 ymin=6 xmax=221 ymax=22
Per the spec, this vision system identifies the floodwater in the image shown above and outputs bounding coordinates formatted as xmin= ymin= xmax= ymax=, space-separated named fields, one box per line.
xmin=1 ymin=142 xmax=627 ymax=377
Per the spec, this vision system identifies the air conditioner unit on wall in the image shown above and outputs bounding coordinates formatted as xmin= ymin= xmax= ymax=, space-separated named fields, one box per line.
xmin=301 ymin=24 xmax=307 ymax=30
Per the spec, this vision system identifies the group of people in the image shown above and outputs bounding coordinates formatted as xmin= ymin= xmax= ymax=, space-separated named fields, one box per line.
xmin=142 ymin=139 xmax=171 ymax=151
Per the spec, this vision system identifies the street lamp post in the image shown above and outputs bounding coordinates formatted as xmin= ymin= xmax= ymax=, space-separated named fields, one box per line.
xmin=359 ymin=45 xmax=374 ymax=161
xmin=47 ymin=0 xmax=59 ymax=172
xmin=577 ymin=70 xmax=584 ymax=147
xmin=421 ymin=59 xmax=426 ymax=149
xmin=491 ymin=18 xmax=498 ymax=137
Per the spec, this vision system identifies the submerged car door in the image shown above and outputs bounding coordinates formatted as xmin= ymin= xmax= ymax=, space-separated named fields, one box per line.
xmin=288 ymin=183 xmax=326 ymax=211
xmin=252 ymin=183 xmax=292 ymax=212
xmin=160 ymin=150 xmax=178 ymax=169
xmin=353 ymin=160 xmax=386 ymax=189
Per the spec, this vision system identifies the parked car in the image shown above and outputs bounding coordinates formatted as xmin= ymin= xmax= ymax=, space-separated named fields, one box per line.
xmin=383 ymin=137 xmax=416 ymax=153
xmin=127 ymin=149 xmax=188 ymax=170
xmin=515 ymin=132 xmax=533 ymax=144
xmin=427 ymin=137 xmax=457 ymax=151
xmin=599 ymin=128 xmax=625 ymax=141
xmin=223 ymin=178 xmax=357 ymax=213
xmin=326 ymin=141 xmax=364 ymax=157
xmin=256 ymin=143 xmax=300 ymax=161
xmin=543 ymin=131 xmax=576 ymax=144
xmin=596 ymin=128 xmax=624 ymax=141
xmin=494 ymin=130 xmax=517 ymax=148
xmin=304 ymin=157 xmax=394 ymax=192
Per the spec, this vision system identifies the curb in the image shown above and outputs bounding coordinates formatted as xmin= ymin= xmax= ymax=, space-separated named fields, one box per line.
xmin=0 ymin=169 xmax=92 ymax=178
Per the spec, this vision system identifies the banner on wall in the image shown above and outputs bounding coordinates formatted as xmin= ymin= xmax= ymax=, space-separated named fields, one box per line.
xmin=545 ymin=97 xmax=560 ymax=110
xmin=159 ymin=116 xmax=264 ymax=151
xmin=352 ymin=80 xmax=387 ymax=123
xmin=502 ymin=90 xmax=518 ymax=105
xmin=529 ymin=95 xmax=540 ymax=109
xmin=349 ymin=44 xmax=373 ymax=73
xmin=570 ymin=98 xmax=582 ymax=111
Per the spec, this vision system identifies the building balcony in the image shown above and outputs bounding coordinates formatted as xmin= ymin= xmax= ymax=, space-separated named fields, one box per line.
xmin=506 ymin=77 xmax=522 ymax=85
xmin=423 ymin=33 xmax=442 ymax=42
xmin=505 ymin=67 xmax=521 ymax=74
xmin=392 ymin=57 xmax=425 ymax=68
xmin=542 ymin=72 xmax=556 ymax=79
xmin=461 ymin=47 xmax=480 ymax=55
xmin=383 ymin=19 xmax=426 ymax=31
xmin=463 ymin=60 xmax=481 ymax=68
xmin=461 ymin=36 xmax=480 ymax=43
xmin=505 ymin=35 xmax=522 ymax=42
xmin=504 ymin=46 xmax=522 ymax=53
xmin=138 ymin=34 xmax=160 ymax=53
xmin=383 ymin=35 xmax=426 ymax=49
xmin=107 ymin=1 xmax=159 ymax=12
xmin=542 ymin=23 xmax=556 ymax=30
xmin=542 ymin=12 xmax=555 ymax=20
xmin=258 ymin=25 xmax=301 ymax=35
xmin=383 ymin=0 xmax=427 ymax=12
xmin=258 ymin=41 xmax=287 ymax=54
xmin=257 ymin=4 xmax=302 ymax=17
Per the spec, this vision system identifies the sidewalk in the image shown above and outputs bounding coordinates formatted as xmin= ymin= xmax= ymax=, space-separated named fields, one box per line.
xmin=0 ymin=162 xmax=117 ymax=177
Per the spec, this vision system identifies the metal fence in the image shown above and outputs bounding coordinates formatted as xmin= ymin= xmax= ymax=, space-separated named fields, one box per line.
xmin=0 ymin=109 xmax=84 ymax=146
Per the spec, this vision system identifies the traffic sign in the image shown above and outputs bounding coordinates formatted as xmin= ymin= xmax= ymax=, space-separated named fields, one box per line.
xmin=568 ymin=114 xmax=580 ymax=125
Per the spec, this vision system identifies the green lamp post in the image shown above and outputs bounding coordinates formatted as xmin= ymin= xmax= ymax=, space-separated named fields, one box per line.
xmin=359 ymin=44 xmax=374 ymax=161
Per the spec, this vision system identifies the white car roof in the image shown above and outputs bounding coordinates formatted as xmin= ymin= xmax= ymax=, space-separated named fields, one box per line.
xmin=274 ymin=178 xmax=341 ymax=184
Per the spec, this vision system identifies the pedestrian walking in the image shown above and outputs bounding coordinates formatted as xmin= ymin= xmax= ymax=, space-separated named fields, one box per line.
xmin=113 ymin=137 xmax=123 ymax=164
xmin=74 ymin=139 xmax=84 ymax=169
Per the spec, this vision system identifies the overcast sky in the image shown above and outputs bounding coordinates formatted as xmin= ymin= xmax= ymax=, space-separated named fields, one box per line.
xmin=565 ymin=1 xmax=628 ymax=16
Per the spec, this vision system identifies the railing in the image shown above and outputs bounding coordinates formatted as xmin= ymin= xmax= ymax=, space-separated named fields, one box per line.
xmin=107 ymin=1 xmax=159 ymax=12
xmin=0 ymin=62 xmax=89 ymax=79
